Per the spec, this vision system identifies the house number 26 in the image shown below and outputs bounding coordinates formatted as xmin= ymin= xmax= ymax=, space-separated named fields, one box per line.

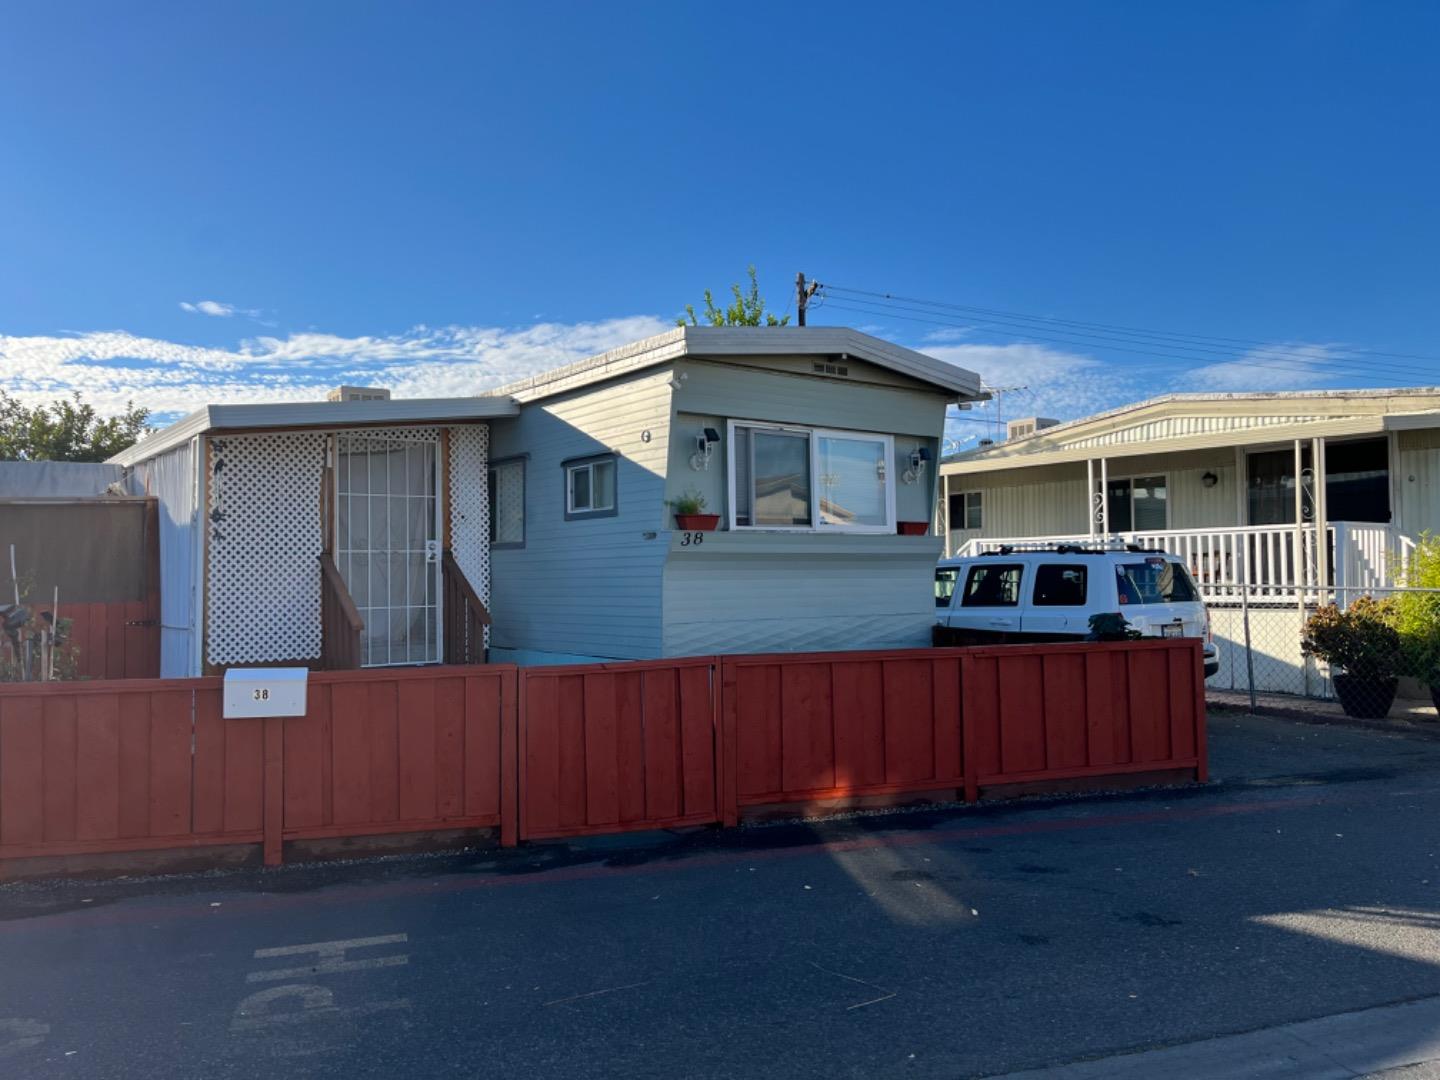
xmin=252 ymin=688 xmax=271 ymax=701
xmin=679 ymin=532 xmax=705 ymax=547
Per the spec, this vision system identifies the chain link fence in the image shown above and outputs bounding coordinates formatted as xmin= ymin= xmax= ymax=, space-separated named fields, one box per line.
xmin=1204 ymin=584 xmax=1440 ymax=718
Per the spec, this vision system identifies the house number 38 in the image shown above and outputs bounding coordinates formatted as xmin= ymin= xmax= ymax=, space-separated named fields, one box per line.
xmin=252 ymin=688 xmax=270 ymax=701
xmin=679 ymin=532 xmax=705 ymax=547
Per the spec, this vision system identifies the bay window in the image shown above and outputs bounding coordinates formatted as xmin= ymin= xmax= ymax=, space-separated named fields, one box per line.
xmin=729 ymin=421 xmax=895 ymax=533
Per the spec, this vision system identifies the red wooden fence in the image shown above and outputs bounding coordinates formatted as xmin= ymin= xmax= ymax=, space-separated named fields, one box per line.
xmin=36 ymin=602 xmax=160 ymax=681
xmin=0 ymin=641 xmax=1206 ymax=874
xmin=519 ymin=658 xmax=717 ymax=840
xmin=721 ymin=652 xmax=967 ymax=820
xmin=0 ymin=665 xmax=516 ymax=872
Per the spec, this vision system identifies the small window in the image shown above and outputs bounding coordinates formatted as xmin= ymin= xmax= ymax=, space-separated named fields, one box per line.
xmin=961 ymin=564 xmax=1023 ymax=607
xmin=949 ymin=491 xmax=983 ymax=530
xmin=935 ymin=567 xmax=959 ymax=608
xmin=1033 ymin=564 xmax=1087 ymax=606
xmin=564 ymin=455 xmax=617 ymax=518
xmin=488 ymin=458 xmax=525 ymax=547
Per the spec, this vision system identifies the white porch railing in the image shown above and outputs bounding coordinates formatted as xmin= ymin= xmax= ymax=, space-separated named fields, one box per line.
xmin=951 ymin=522 xmax=1411 ymax=602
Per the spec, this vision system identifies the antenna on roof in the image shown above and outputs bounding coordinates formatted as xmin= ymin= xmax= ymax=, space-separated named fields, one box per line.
xmin=981 ymin=384 xmax=1027 ymax=440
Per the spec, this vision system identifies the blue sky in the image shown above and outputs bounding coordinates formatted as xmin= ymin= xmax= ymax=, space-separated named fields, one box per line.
xmin=2 ymin=1 xmax=1438 ymax=448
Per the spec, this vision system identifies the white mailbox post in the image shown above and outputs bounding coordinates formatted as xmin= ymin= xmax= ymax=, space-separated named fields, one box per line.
xmin=223 ymin=668 xmax=309 ymax=719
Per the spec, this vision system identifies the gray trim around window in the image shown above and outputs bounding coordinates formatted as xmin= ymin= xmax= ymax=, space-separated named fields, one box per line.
xmin=562 ymin=452 xmax=620 ymax=521
xmin=488 ymin=455 xmax=527 ymax=549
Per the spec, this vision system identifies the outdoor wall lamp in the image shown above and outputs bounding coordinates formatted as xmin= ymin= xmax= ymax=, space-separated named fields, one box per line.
xmin=690 ymin=427 xmax=721 ymax=471
xmin=902 ymin=446 xmax=932 ymax=485
xmin=1201 ymin=471 xmax=1218 ymax=488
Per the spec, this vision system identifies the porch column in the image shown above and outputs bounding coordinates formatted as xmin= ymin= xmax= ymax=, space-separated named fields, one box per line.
xmin=1087 ymin=458 xmax=1096 ymax=541
xmin=1311 ymin=436 xmax=1328 ymax=593
xmin=1099 ymin=457 xmax=1109 ymax=540
xmin=942 ymin=471 xmax=951 ymax=556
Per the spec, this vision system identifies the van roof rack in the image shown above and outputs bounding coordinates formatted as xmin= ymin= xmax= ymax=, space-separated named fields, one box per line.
xmin=977 ymin=544 xmax=1171 ymax=557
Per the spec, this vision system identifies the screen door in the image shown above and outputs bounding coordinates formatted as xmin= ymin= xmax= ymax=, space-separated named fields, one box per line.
xmin=335 ymin=434 xmax=441 ymax=666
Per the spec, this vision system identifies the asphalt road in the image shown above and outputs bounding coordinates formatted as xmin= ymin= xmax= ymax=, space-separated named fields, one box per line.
xmin=3 ymin=712 xmax=1440 ymax=1079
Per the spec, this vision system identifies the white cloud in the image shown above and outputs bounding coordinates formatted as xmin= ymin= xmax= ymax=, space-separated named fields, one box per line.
xmin=1190 ymin=343 xmax=1342 ymax=391
xmin=179 ymin=299 xmax=259 ymax=318
xmin=0 ymin=315 xmax=673 ymax=421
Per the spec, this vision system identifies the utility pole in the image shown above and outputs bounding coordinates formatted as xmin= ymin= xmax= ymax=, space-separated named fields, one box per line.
xmin=796 ymin=272 xmax=819 ymax=326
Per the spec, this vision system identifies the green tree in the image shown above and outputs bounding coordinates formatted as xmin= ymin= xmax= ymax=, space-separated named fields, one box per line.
xmin=0 ymin=390 xmax=151 ymax=462
xmin=680 ymin=265 xmax=791 ymax=327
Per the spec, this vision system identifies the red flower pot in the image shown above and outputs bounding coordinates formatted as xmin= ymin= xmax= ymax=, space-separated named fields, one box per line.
xmin=897 ymin=521 xmax=930 ymax=536
xmin=675 ymin=513 xmax=720 ymax=531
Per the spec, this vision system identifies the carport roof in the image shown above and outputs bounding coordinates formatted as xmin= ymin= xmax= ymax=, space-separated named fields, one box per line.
xmin=109 ymin=396 xmax=521 ymax=467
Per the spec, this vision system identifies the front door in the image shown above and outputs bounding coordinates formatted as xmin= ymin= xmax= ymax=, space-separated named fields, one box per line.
xmin=335 ymin=434 xmax=442 ymax=666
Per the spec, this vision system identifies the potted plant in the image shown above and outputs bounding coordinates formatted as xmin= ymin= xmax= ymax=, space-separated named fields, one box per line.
xmin=1301 ymin=596 xmax=1402 ymax=719
xmin=897 ymin=521 xmax=930 ymax=536
xmin=1086 ymin=612 xmax=1143 ymax=642
xmin=669 ymin=489 xmax=720 ymax=531
xmin=1394 ymin=532 xmax=1440 ymax=715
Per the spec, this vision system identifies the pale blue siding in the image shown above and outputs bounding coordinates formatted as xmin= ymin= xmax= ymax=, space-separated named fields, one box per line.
xmin=487 ymin=370 xmax=673 ymax=661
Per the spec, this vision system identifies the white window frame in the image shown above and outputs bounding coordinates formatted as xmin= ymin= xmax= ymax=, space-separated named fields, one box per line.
xmin=957 ymin=490 xmax=983 ymax=530
xmin=726 ymin=419 xmax=897 ymax=534
xmin=565 ymin=456 xmax=616 ymax=516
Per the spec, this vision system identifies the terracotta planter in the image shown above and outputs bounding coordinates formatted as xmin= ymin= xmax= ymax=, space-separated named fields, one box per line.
xmin=897 ymin=521 xmax=930 ymax=536
xmin=674 ymin=513 xmax=720 ymax=531
xmin=1331 ymin=673 xmax=1399 ymax=720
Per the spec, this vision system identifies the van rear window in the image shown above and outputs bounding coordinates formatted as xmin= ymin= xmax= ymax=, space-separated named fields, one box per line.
xmin=1116 ymin=559 xmax=1197 ymax=604
xmin=935 ymin=567 xmax=959 ymax=608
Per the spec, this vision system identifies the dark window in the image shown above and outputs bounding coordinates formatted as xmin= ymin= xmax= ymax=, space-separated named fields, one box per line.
xmin=1116 ymin=559 xmax=1198 ymax=605
xmin=1325 ymin=437 xmax=1390 ymax=523
xmin=961 ymin=564 xmax=1023 ymax=607
xmin=1032 ymin=564 xmax=1088 ymax=606
xmin=947 ymin=491 xmax=983 ymax=531
xmin=935 ymin=567 xmax=959 ymax=608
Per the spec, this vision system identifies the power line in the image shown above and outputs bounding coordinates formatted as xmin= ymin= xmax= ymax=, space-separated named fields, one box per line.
xmin=820 ymin=283 xmax=1440 ymax=368
xmin=817 ymin=298 xmax=1436 ymax=387
xmin=821 ymin=292 xmax=1440 ymax=380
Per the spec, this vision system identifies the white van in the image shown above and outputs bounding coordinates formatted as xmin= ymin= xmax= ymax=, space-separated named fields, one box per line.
xmin=934 ymin=546 xmax=1220 ymax=677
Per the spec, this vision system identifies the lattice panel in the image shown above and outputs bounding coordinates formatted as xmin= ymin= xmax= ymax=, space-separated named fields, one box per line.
xmin=448 ymin=425 xmax=491 ymax=649
xmin=206 ymin=432 xmax=326 ymax=665
xmin=345 ymin=426 xmax=439 ymax=444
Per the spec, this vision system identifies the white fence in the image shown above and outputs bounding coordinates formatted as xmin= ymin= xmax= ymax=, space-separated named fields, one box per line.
xmin=952 ymin=521 xmax=1412 ymax=602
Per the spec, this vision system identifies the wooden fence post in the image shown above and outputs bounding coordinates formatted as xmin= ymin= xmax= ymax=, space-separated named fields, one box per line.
xmin=263 ymin=715 xmax=284 ymax=866
xmin=501 ymin=667 xmax=519 ymax=847
xmin=959 ymin=654 xmax=979 ymax=803
xmin=717 ymin=656 xmax=739 ymax=827
xmin=1192 ymin=641 xmax=1209 ymax=783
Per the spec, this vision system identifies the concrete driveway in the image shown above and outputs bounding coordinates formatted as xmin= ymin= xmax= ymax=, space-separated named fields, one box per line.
xmin=2 ymin=711 xmax=1439 ymax=1079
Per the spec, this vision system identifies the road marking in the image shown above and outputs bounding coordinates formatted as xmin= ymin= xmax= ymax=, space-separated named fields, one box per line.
xmin=230 ymin=933 xmax=412 ymax=1040
xmin=229 ymin=985 xmax=408 ymax=1032
xmin=0 ymin=1018 xmax=49 ymax=1060
xmin=246 ymin=934 xmax=409 ymax=983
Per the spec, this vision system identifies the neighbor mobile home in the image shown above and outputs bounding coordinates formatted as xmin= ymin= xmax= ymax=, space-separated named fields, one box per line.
xmin=111 ymin=326 xmax=983 ymax=675
xmin=938 ymin=388 xmax=1440 ymax=694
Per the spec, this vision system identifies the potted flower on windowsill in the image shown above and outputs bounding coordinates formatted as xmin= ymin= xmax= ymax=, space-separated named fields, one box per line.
xmin=670 ymin=489 xmax=720 ymax=531
xmin=1301 ymin=596 xmax=1402 ymax=720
